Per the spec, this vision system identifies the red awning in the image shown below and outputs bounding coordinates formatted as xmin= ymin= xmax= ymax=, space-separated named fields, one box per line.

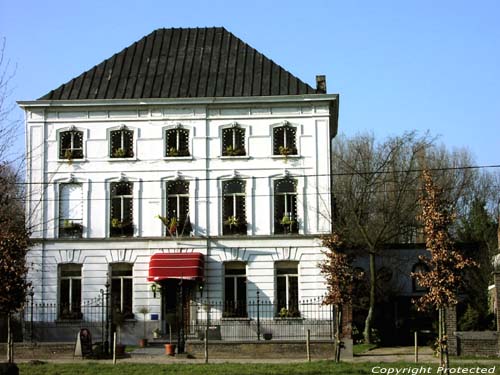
xmin=147 ymin=252 xmax=204 ymax=281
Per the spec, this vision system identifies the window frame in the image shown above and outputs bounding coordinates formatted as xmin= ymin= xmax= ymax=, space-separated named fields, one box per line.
xmin=275 ymin=261 xmax=300 ymax=317
xmin=165 ymin=180 xmax=191 ymax=236
xmin=58 ymin=183 xmax=83 ymax=238
xmin=110 ymin=263 xmax=134 ymax=319
xmin=109 ymin=126 xmax=135 ymax=159
xmin=222 ymin=179 xmax=247 ymax=235
xmin=165 ymin=127 xmax=190 ymax=157
xmin=273 ymin=178 xmax=299 ymax=234
xmin=272 ymin=122 xmax=298 ymax=157
xmin=110 ymin=181 xmax=134 ymax=237
xmin=221 ymin=123 xmax=247 ymax=157
xmin=58 ymin=263 xmax=82 ymax=320
xmin=223 ymin=262 xmax=247 ymax=318
xmin=412 ymin=262 xmax=429 ymax=293
xmin=59 ymin=127 xmax=84 ymax=161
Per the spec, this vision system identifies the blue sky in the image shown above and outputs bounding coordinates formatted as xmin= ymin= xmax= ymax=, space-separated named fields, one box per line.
xmin=1 ymin=0 xmax=499 ymax=165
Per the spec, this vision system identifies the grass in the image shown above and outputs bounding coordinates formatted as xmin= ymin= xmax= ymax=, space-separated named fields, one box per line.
xmin=17 ymin=361 xmax=498 ymax=375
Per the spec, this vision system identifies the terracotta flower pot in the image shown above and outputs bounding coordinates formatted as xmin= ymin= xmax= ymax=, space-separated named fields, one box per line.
xmin=139 ymin=338 xmax=148 ymax=348
xmin=165 ymin=343 xmax=176 ymax=356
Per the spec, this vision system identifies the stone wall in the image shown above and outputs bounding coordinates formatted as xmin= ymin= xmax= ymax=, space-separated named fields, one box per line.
xmin=455 ymin=331 xmax=498 ymax=357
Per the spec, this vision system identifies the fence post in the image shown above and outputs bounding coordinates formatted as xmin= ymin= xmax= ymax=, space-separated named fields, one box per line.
xmin=30 ymin=289 xmax=34 ymax=343
xmin=306 ymin=329 xmax=311 ymax=362
xmin=104 ymin=280 xmax=110 ymax=355
xmin=256 ymin=291 xmax=261 ymax=341
xmin=204 ymin=327 xmax=209 ymax=363
xmin=414 ymin=331 xmax=418 ymax=363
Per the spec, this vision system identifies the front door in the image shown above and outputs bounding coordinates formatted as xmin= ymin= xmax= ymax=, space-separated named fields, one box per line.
xmin=160 ymin=279 xmax=194 ymax=350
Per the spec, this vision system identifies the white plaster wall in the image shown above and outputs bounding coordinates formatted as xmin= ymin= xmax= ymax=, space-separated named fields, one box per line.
xmin=23 ymin=98 xmax=337 ymax=320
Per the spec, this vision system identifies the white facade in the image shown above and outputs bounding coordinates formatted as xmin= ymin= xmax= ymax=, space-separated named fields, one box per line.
xmin=20 ymin=95 xmax=338 ymax=337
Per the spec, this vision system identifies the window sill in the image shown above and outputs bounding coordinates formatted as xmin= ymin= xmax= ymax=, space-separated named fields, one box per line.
xmin=58 ymin=159 xmax=87 ymax=163
xmin=108 ymin=157 xmax=137 ymax=162
xmin=270 ymin=155 xmax=300 ymax=160
xmin=163 ymin=156 xmax=193 ymax=161
xmin=219 ymin=156 xmax=250 ymax=160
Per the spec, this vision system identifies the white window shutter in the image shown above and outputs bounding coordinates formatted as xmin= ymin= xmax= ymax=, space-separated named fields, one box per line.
xmin=60 ymin=184 xmax=82 ymax=220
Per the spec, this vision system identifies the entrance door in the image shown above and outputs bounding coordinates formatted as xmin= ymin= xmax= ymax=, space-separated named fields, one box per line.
xmin=160 ymin=279 xmax=194 ymax=345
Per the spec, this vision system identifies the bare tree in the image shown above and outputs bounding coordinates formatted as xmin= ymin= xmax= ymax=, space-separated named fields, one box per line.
xmin=413 ymin=170 xmax=477 ymax=370
xmin=0 ymin=38 xmax=30 ymax=364
xmin=331 ymin=131 xmax=432 ymax=343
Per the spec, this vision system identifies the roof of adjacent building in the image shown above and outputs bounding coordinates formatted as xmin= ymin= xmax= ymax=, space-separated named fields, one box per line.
xmin=39 ymin=27 xmax=318 ymax=100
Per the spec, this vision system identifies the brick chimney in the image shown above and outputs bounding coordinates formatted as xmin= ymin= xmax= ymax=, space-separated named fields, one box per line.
xmin=316 ymin=75 xmax=326 ymax=94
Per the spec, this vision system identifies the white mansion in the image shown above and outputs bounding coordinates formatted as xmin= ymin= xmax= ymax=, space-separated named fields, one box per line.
xmin=19 ymin=28 xmax=339 ymax=345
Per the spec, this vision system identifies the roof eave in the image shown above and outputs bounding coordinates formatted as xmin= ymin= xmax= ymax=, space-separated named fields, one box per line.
xmin=18 ymin=94 xmax=339 ymax=109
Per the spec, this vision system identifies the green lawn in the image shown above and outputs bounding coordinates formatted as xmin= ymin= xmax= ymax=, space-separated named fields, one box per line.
xmin=353 ymin=344 xmax=378 ymax=355
xmin=17 ymin=361 xmax=498 ymax=375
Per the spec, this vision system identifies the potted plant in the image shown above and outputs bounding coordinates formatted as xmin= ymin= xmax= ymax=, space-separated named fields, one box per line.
xmin=64 ymin=149 xmax=73 ymax=164
xmin=278 ymin=145 xmax=296 ymax=162
xmin=224 ymin=145 xmax=245 ymax=156
xmin=280 ymin=214 xmax=295 ymax=233
xmin=224 ymin=215 xmax=239 ymax=229
xmin=138 ymin=307 xmax=150 ymax=348
xmin=167 ymin=147 xmax=179 ymax=157
xmin=113 ymin=147 xmax=130 ymax=158
xmin=165 ymin=312 xmax=176 ymax=356
xmin=152 ymin=327 xmax=162 ymax=339
xmin=156 ymin=215 xmax=178 ymax=236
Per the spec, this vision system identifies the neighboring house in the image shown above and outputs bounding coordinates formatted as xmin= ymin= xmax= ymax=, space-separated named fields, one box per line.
xmin=19 ymin=28 xmax=339 ymax=346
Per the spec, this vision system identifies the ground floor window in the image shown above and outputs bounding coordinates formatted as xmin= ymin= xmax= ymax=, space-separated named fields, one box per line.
xmin=224 ymin=262 xmax=247 ymax=317
xmin=111 ymin=263 xmax=133 ymax=319
xmin=276 ymin=261 xmax=299 ymax=317
xmin=59 ymin=263 xmax=82 ymax=320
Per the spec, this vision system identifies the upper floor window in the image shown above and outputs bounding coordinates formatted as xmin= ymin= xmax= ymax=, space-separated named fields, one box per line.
xmin=273 ymin=123 xmax=297 ymax=157
xmin=165 ymin=128 xmax=190 ymax=157
xmin=276 ymin=261 xmax=299 ymax=317
xmin=59 ymin=263 xmax=82 ymax=320
xmin=110 ymin=182 xmax=133 ymax=237
xmin=412 ymin=262 xmax=429 ymax=293
xmin=274 ymin=178 xmax=298 ymax=234
xmin=110 ymin=127 xmax=134 ymax=158
xmin=222 ymin=179 xmax=246 ymax=235
xmin=162 ymin=180 xmax=191 ymax=236
xmin=224 ymin=262 xmax=247 ymax=318
xmin=111 ymin=263 xmax=133 ymax=319
xmin=59 ymin=183 xmax=83 ymax=238
xmin=59 ymin=128 xmax=84 ymax=161
xmin=222 ymin=125 xmax=246 ymax=156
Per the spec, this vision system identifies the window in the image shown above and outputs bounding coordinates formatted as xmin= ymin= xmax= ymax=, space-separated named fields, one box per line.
xmin=222 ymin=179 xmax=246 ymax=235
xmin=110 ymin=127 xmax=134 ymax=158
xmin=273 ymin=124 xmax=297 ymax=157
xmin=165 ymin=128 xmax=190 ymax=157
xmin=222 ymin=126 xmax=246 ymax=156
xmin=59 ymin=183 xmax=83 ymax=238
xmin=412 ymin=262 xmax=429 ymax=293
xmin=59 ymin=128 xmax=84 ymax=160
xmin=110 ymin=182 xmax=133 ymax=237
xmin=164 ymin=180 xmax=191 ymax=236
xmin=59 ymin=263 xmax=82 ymax=320
xmin=274 ymin=179 xmax=298 ymax=234
xmin=276 ymin=261 xmax=299 ymax=317
xmin=224 ymin=262 xmax=247 ymax=317
xmin=111 ymin=263 xmax=133 ymax=319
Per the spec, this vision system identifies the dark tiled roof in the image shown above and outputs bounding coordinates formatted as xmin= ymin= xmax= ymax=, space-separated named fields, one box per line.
xmin=40 ymin=27 xmax=317 ymax=100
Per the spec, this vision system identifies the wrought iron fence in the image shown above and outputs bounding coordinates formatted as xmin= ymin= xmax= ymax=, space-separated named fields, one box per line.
xmin=186 ymin=295 xmax=336 ymax=341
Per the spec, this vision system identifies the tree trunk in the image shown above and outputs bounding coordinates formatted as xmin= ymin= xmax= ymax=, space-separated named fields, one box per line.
xmin=6 ymin=312 xmax=13 ymax=363
xmin=363 ymin=252 xmax=376 ymax=344
xmin=335 ymin=305 xmax=342 ymax=363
